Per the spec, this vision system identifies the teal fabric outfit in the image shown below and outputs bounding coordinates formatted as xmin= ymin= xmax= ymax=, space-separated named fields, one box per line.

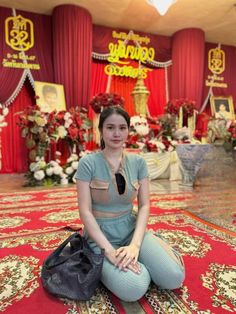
xmin=75 ymin=151 xmax=185 ymax=301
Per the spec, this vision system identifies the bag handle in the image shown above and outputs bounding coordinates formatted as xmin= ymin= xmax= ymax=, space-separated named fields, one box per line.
xmin=44 ymin=232 xmax=84 ymax=269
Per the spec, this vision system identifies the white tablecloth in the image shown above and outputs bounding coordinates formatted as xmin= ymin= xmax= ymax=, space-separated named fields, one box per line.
xmin=140 ymin=151 xmax=182 ymax=181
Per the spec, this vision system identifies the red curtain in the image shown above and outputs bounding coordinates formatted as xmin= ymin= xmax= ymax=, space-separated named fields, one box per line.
xmin=52 ymin=5 xmax=93 ymax=109
xmin=0 ymin=80 xmax=34 ymax=173
xmin=88 ymin=61 xmax=108 ymax=119
xmin=145 ymin=68 xmax=167 ymax=117
xmin=170 ymin=28 xmax=205 ymax=110
xmin=17 ymin=9 xmax=54 ymax=83
xmin=91 ymin=61 xmax=108 ymax=96
xmin=110 ymin=76 xmax=136 ymax=116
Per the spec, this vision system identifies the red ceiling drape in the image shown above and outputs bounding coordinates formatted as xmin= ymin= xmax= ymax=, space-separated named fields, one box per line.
xmin=52 ymin=5 xmax=93 ymax=109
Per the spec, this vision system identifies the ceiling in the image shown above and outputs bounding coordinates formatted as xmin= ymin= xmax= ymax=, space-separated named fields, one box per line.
xmin=1 ymin=0 xmax=236 ymax=46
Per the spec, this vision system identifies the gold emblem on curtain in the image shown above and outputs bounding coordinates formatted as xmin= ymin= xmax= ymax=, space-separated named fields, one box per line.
xmin=205 ymin=47 xmax=227 ymax=88
xmin=5 ymin=15 xmax=34 ymax=51
xmin=208 ymin=47 xmax=225 ymax=75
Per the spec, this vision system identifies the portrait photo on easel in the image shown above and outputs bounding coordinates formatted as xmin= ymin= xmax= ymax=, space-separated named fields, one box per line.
xmin=34 ymin=81 xmax=66 ymax=113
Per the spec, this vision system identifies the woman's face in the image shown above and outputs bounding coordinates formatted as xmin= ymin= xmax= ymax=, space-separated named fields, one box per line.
xmin=101 ymin=113 xmax=129 ymax=149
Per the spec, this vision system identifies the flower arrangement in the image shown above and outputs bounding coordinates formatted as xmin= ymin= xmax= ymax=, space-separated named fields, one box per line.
xmin=24 ymin=150 xmax=93 ymax=187
xmin=63 ymin=153 xmax=79 ymax=183
xmin=228 ymin=120 xmax=236 ymax=149
xmin=165 ymin=98 xmax=196 ymax=118
xmin=17 ymin=105 xmax=93 ymax=161
xmin=89 ymin=92 xmax=125 ymax=114
xmin=126 ymin=115 xmax=177 ymax=153
xmin=206 ymin=117 xmax=236 ymax=151
xmin=24 ymin=156 xmax=67 ymax=187
xmin=53 ymin=107 xmax=93 ymax=152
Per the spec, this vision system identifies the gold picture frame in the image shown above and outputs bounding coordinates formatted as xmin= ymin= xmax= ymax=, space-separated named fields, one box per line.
xmin=34 ymin=81 xmax=66 ymax=113
xmin=210 ymin=95 xmax=235 ymax=120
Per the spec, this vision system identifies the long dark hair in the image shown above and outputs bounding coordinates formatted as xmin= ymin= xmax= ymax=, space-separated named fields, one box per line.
xmin=98 ymin=106 xmax=130 ymax=149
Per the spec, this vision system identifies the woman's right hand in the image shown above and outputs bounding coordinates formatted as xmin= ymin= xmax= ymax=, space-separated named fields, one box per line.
xmin=105 ymin=249 xmax=141 ymax=274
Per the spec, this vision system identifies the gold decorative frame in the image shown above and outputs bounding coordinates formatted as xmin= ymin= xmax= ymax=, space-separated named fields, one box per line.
xmin=210 ymin=96 xmax=235 ymax=120
xmin=34 ymin=81 xmax=66 ymax=113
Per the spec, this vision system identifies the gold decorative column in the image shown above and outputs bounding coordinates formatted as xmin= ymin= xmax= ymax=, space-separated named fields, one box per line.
xmin=131 ymin=77 xmax=150 ymax=116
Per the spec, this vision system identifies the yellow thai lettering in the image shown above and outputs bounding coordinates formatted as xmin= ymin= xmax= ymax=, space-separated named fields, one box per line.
xmin=105 ymin=64 xmax=151 ymax=78
xmin=108 ymin=40 xmax=155 ymax=64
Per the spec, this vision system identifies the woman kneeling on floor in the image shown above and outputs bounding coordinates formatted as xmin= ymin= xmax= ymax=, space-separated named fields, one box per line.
xmin=75 ymin=105 xmax=185 ymax=302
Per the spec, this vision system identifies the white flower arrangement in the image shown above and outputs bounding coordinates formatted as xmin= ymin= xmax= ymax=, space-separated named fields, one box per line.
xmin=24 ymin=156 xmax=69 ymax=187
xmin=63 ymin=153 xmax=81 ymax=183
xmin=130 ymin=115 xmax=150 ymax=136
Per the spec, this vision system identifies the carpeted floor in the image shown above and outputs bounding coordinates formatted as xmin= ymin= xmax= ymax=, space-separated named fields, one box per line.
xmin=0 ymin=188 xmax=235 ymax=314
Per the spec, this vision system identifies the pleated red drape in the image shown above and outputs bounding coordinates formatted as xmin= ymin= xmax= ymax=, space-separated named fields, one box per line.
xmin=110 ymin=76 xmax=136 ymax=116
xmin=17 ymin=10 xmax=54 ymax=83
xmin=0 ymin=80 xmax=34 ymax=173
xmin=52 ymin=5 xmax=93 ymax=109
xmin=145 ymin=68 xmax=167 ymax=117
xmin=170 ymin=28 xmax=205 ymax=110
xmin=89 ymin=61 xmax=108 ymax=119
xmin=91 ymin=61 xmax=108 ymax=96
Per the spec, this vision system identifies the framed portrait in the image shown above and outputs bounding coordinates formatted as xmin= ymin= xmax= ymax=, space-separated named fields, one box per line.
xmin=34 ymin=81 xmax=66 ymax=113
xmin=210 ymin=95 xmax=235 ymax=120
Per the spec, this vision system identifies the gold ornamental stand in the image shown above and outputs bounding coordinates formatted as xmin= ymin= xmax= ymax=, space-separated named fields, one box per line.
xmin=131 ymin=77 xmax=150 ymax=116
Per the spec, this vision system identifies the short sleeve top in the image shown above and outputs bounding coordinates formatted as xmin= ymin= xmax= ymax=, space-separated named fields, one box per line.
xmin=74 ymin=151 xmax=149 ymax=213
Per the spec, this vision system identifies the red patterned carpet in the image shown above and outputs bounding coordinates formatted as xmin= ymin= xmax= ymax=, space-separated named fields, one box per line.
xmin=0 ymin=188 xmax=236 ymax=313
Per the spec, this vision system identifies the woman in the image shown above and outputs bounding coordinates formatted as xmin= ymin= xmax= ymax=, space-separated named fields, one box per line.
xmin=75 ymin=106 xmax=185 ymax=302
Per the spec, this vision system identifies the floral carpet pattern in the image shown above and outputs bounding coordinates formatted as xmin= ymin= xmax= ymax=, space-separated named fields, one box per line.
xmin=0 ymin=188 xmax=235 ymax=314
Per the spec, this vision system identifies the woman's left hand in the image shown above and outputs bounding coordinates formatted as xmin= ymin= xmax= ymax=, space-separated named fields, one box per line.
xmin=115 ymin=244 xmax=140 ymax=270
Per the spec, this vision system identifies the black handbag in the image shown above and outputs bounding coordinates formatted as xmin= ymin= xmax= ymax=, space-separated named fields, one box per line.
xmin=41 ymin=232 xmax=104 ymax=300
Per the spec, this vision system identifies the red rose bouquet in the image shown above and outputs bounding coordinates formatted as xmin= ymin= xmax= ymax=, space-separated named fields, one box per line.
xmin=165 ymin=98 xmax=196 ymax=118
xmin=89 ymin=92 xmax=125 ymax=114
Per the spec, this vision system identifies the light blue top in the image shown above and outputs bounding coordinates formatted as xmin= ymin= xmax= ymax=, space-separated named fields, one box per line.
xmin=75 ymin=151 xmax=149 ymax=213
